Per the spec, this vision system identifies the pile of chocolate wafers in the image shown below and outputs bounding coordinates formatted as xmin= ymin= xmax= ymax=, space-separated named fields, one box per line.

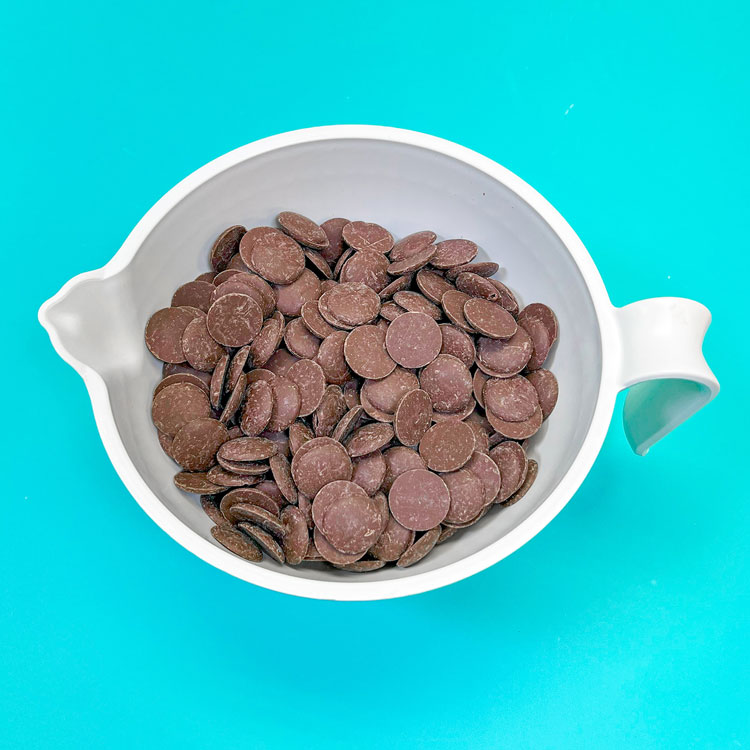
xmin=145 ymin=213 xmax=558 ymax=570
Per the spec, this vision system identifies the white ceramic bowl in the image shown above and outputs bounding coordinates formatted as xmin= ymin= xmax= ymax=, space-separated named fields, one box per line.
xmin=39 ymin=126 xmax=719 ymax=600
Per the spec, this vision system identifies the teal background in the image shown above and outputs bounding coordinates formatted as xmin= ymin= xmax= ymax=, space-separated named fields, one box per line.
xmin=2 ymin=1 xmax=748 ymax=747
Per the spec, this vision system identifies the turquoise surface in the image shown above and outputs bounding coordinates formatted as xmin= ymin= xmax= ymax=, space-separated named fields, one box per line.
xmin=3 ymin=1 xmax=748 ymax=747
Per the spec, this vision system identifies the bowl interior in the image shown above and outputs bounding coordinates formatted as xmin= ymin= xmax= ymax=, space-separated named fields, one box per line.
xmin=102 ymin=137 xmax=602 ymax=583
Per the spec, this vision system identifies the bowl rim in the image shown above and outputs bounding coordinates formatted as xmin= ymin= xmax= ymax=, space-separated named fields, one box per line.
xmin=39 ymin=125 xmax=619 ymax=600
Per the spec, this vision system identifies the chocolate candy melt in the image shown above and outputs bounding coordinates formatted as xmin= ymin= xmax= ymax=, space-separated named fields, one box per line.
xmin=146 ymin=212 xmax=559 ymax=572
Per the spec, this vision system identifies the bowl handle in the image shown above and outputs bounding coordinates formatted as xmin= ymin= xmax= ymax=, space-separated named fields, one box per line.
xmin=613 ymin=297 xmax=719 ymax=455
xmin=38 ymin=271 xmax=139 ymax=378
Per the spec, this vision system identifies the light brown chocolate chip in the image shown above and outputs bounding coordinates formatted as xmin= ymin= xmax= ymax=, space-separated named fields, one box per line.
xmin=473 ymin=369 xmax=488 ymax=408
xmin=161 ymin=363 xmax=214 ymax=385
xmin=419 ymin=419 xmax=475 ymax=472
xmin=443 ymin=503 xmax=490 ymax=529
xmin=304 ymin=248 xmax=334 ymax=279
xmin=315 ymin=330 xmax=352 ymax=385
xmin=379 ymin=301 xmax=405 ymax=322
xmin=209 ymin=352 xmax=229 ymax=409
xmin=227 ymin=252 xmax=254 ymax=273
xmin=154 ymin=372 xmax=210 ymax=399
xmin=291 ymin=437 xmax=353 ymax=497
xmin=252 ymin=481 xmax=285 ymax=507
xmin=370 ymin=512 xmax=415 ymax=561
xmin=284 ymin=317 xmax=321 ymax=359
xmin=213 ymin=269 xmax=241 ymax=285
xmin=174 ymin=471 xmax=224 ymax=495
xmin=441 ymin=290 xmax=474 ymax=332
xmin=240 ymin=380 xmax=274 ymax=436
xmin=483 ymin=375 xmax=540 ymax=422
xmin=343 ymin=379 xmax=361 ymax=409
xmin=220 ymin=373 xmax=246 ymax=423
xmin=230 ymin=503 xmax=285 ymax=537
xmin=382 ymin=445 xmax=427 ymax=492
xmin=339 ymin=249 xmax=390 ymax=292
xmin=475 ymin=328 xmax=533 ymax=377
xmin=200 ymin=495 xmax=225 ymax=525
xmin=320 ymin=217 xmax=349 ymax=263
xmin=419 ymin=354 xmax=473 ymax=413
xmin=525 ymin=369 xmax=559 ymax=419
xmin=247 ymin=318 xmax=283 ymax=369
xmin=288 ymin=421 xmax=315 ymax=456
xmin=210 ymin=225 xmax=246 ymax=272
xmin=145 ymin=307 xmax=195 ymax=363
xmin=217 ymin=436 xmax=277 ymax=463
xmin=344 ymin=325 xmax=396 ymax=380
xmin=431 ymin=239 xmax=478 ymax=269
xmin=158 ymin=430 xmax=175 ymax=459
xmin=487 ymin=405 xmax=543 ymax=440
xmin=394 ymin=389 xmax=433 ymax=446
xmin=313 ymin=527 xmax=365 ymax=565
xmin=265 ymin=348 xmax=300 ymax=378
xmin=490 ymin=441 xmax=529 ymax=502
xmin=331 ymin=406 xmax=364 ymax=443
xmin=361 ymin=367 xmax=419 ymax=417
xmin=305 ymin=537 xmax=324 ymax=560
xmin=320 ymin=282 xmax=381 ymax=327
xmin=346 ymin=422 xmax=394 ymax=458
xmin=237 ymin=522 xmax=285 ymax=563
xmin=335 ymin=560 xmax=386 ymax=572
xmin=388 ymin=468 xmax=450 ymax=531
xmin=216 ymin=455 xmax=268 ymax=476
xmin=442 ymin=468 xmax=485 ymax=524
xmin=171 ymin=418 xmax=229 ymax=471
xmin=259 ymin=430 xmax=290 ymax=459
xmin=222 ymin=487 xmax=281 ymax=517
xmin=387 ymin=244 xmax=437 ymax=275
xmin=463 ymin=298 xmax=518 ymax=339
xmin=210 ymin=277 xmax=269 ymax=313
xmin=379 ymin=274 xmax=412 ymax=299
xmin=152 ymin=383 xmax=211 ymax=435
xmin=385 ymin=312 xmax=442 ymax=369
xmin=248 ymin=229 xmax=305 ymax=284
xmin=225 ymin=346 xmax=250 ymax=395
xmin=455 ymin=272 xmax=501 ymax=301
xmin=172 ymin=280 xmax=215 ymax=312
xmin=277 ymin=211 xmax=329 ymax=250
xmin=206 ymin=465 xmax=261 ymax=487
xmin=314 ymin=481 xmax=381 ymax=554
xmin=465 ymin=412 xmax=491 ymax=451
xmin=267 ymin=376 xmax=301 ymax=432
xmin=280 ymin=506 xmax=309 ymax=565
xmin=333 ymin=246 xmax=354 ymax=278
xmin=469 ymin=473 xmax=498 ymax=509
xmin=517 ymin=303 xmax=558 ymax=370
xmin=301 ymin=299 xmax=338 ymax=339
xmin=416 ymin=269 xmax=455 ymax=303
xmin=313 ymin=385 xmax=347 ymax=437
xmin=285 ymin=359 xmax=326 ymax=417
xmin=439 ymin=324 xmax=476 ymax=368
xmin=342 ymin=221 xmax=394 ymax=253
xmin=487 ymin=279 xmax=520 ymax=315
xmin=502 ymin=459 xmax=538 ymax=507
xmin=206 ymin=293 xmax=263 ymax=348
xmin=181 ymin=316 xmax=225 ymax=372
xmin=431 ymin=400 xmax=476 ymax=422
xmin=269 ymin=453 xmax=297 ymax=505
xmin=211 ymin=523 xmax=263 ymax=562
xmin=437 ymin=524 xmax=459 ymax=544
xmin=351 ymin=450 xmax=387 ymax=496
xmin=274 ymin=269 xmax=321 ymax=317
xmin=392 ymin=291 xmax=442 ymax=320
xmin=445 ymin=261 xmax=500 ymax=280
xmin=390 ymin=231 xmax=437 ymax=262
xmin=397 ymin=526 xmax=441 ymax=567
